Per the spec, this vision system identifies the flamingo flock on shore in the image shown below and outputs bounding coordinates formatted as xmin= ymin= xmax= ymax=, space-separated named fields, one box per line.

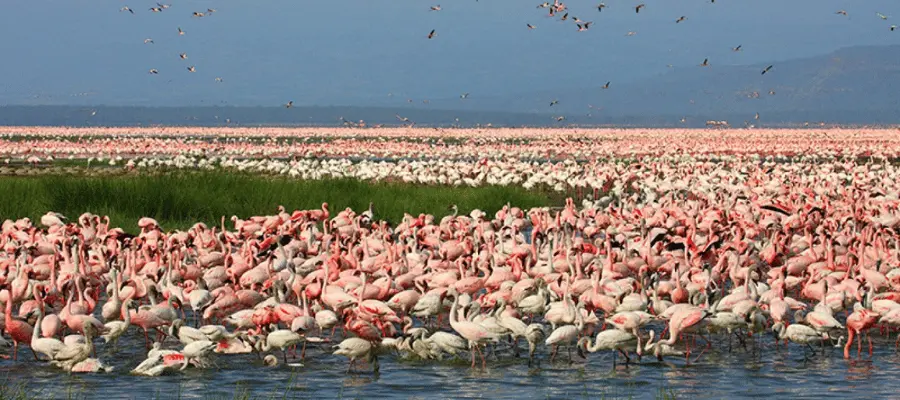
xmin=4 ymin=127 xmax=900 ymax=375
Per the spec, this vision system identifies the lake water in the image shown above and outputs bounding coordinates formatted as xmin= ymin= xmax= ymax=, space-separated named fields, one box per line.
xmin=2 ymin=324 xmax=896 ymax=399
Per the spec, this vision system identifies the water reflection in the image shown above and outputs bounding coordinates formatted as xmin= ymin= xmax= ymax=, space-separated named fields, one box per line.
xmin=6 ymin=333 xmax=900 ymax=399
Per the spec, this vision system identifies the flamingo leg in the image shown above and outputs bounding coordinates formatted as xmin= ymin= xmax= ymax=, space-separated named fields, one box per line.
xmin=857 ymin=330 xmax=862 ymax=357
xmin=844 ymin=329 xmax=854 ymax=359
xmin=868 ymin=333 xmax=873 ymax=356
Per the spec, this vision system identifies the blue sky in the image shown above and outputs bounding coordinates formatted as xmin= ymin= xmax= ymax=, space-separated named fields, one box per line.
xmin=0 ymin=0 xmax=897 ymax=107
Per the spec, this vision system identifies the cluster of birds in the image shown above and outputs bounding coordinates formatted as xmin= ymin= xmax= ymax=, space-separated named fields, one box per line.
xmin=120 ymin=3 xmax=221 ymax=82
xmin=6 ymin=146 xmax=900 ymax=375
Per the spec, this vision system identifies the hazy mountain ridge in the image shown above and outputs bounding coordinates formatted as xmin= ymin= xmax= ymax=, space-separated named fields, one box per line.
xmin=1 ymin=45 xmax=899 ymax=127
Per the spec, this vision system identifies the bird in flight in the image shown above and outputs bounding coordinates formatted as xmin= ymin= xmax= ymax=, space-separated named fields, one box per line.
xmin=597 ymin=3 xmax=606 ymax=12
xmin=700 ymin=58 xmax=709 ymax=67
xmin=149 ymin=7 xmax=162 ymax=12
xmin=144 ymin=38 xmax=154 ymax=44
xmin=732 ymin=44 xmax=742 ymax=52
xmin=550 ymin=99 xmax=559 ymax=106
xmin=120 ymin=6 xmax=134 ymax=14
xmin=215 ymin=77 xmax=223 ymax=82
xmin=460 ymin=93 xmax=469 ymax=99
xmin=755 ymin=112 xmax=760 ymax=120
xmin=768 ymin=89 xmax=776 ymax=95
xmin=395 ymin=114 xmax=410 ymax=122
xmin=555 ymin=116 xmax=565 ymax=122
xmin=427 ymin=29 xmax=436 ymax=39
xmin=193 ymin=12 xmax=205 ymax=17
xmin=285 ymin=101 xmax=293 ymax=108
xmin=675 ymin=16 xmax=687 ymax=23
xmin=430 ymin=5 xmax=441 ymax=11
xmin=537 ymin=2 xmax=550 ymax=8
xmin=527 ymin=23 xmax=536 ymax=29
xmin=149 ymin=69 xmax=159 ymax=74
xmin=561 ymin=13 xmax=568 ymax=21
xmin=835 ymin=10 xmax=848 ymax=16
xmin=891 ymin=25 xmax=897 ymax=31
xmin=187 ymin=66 xmax=196 ymax=72
xmin=178 ymin=27 xmax=185 ymax=36
xmin=157 ymin=3 xmax=170 ymax=9
xmin=761 ymin=65 xmax=773 ymax=75
xmin=635 ymin=4 xmax=645 ymax=13
xmin=602 ymin=81 xmax=610 ymax=89
xmin=207 ymin=8 xmax=216 ymax=13
xmin=179 ymin=53 xmax=188 ymax=60
xmin=625 ymin=31 xmax=637 ymax=36
xmin=877 ymin=12 xmax=888 ymax=20
xmin=577 ymin=22 xmax=592 ymax=31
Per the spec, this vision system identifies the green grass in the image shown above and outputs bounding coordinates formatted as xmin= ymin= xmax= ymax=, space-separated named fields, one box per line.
xmin=0 ymin=171 xmax=557 ymax=233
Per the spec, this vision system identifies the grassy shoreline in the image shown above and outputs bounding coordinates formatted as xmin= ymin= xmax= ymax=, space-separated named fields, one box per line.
xmin=0 ymin=171 xmax=557 ymax=233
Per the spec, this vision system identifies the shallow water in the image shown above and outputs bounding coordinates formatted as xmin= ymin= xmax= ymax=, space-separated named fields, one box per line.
xmin=2 ymin=324 xmax=898 ymax=399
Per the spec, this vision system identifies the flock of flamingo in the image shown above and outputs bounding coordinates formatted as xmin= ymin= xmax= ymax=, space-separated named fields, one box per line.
xmin=3 ymin=126 xmax=900 ymax=378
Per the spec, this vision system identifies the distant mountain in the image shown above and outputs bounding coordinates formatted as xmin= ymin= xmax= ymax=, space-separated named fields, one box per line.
xmin=420 ymin=44 xmax=900 ymax=125
xmin=1 ymin=46 xmax=899 ymax=128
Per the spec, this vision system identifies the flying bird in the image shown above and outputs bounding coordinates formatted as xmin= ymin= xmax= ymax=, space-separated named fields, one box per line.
xmin=144 ymin=38 xmax=154 ymax=44
xmin=427 ymin=29 xmax=436 ymax=39
xmin=285 ymin=101 xmax=293 ymax=108
xmin=207 ymin=8 xmax=217 ymax=13
xmin=769 ymin=90 xmax=776 ymax=95
xmin=527 ymin=23 xmax=536 ymax=29
xmin=460 ymin=93 xmax=469 ymax=99
xmin=877 ymin=12 xmax=888 ymax=20
xmin=149 ymin=7 xmax=162 ymax=12
xmin=215 ymin=77 xmax=223 ymax=82
xmin=120 ymin=6 xmax=134 ymax=14
xmin=178 ymin=27 xmax=185 ymax=36
xmin=761 ymin=65 xmax=773 ymax=75
xmin=179 ymin=53 xmax=187 ymax=59
xmin=561 ymin=13 xmax=568 ymax=21
xmin=732 ymin=44 xmax=742 ymax=52
xmin=149 ymin=69 xmax=159 ymax=74
xmin=755 ymin=112 xmax=760 ymax=120
xmin=635 ymin=4 xmax=645 ymax=13
xmin=626 ymin=31 xmax=637 ymax=36
xmin=395 ymin=114 xmax=410 ymax=122
xmin=187 ymin=66 xmax=196 ymax=72
xmin=602 ymin=81 xmax=610 ymax=89
xmin=555 ymin=116 xmax=565 ymax=122
xmin=577 ymin=22 xmax=592 ymax=31
xmin=892 ymin=25 xmax=897 ymax=31
xmin=597 ymin=3 xmax=606 ymax=12
xmin=157 ymin=2 xmax=170 ymax=9
xmin=193 ymin=12 xmax=205 ymax=17
xmin=430 ymin=5 xmax=441 ymax=11
xmin=550 ymin=100 xmax=559 ymax=106
xmin=835 ymin=10 xmax=848 ymax=16
xmin=676 ymin=16 xmax=686 ymax=23
xmin=537 ymin=2 xmax=550 ymax=8
xmin=700 ymin=58 xmax=709 ymax=67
